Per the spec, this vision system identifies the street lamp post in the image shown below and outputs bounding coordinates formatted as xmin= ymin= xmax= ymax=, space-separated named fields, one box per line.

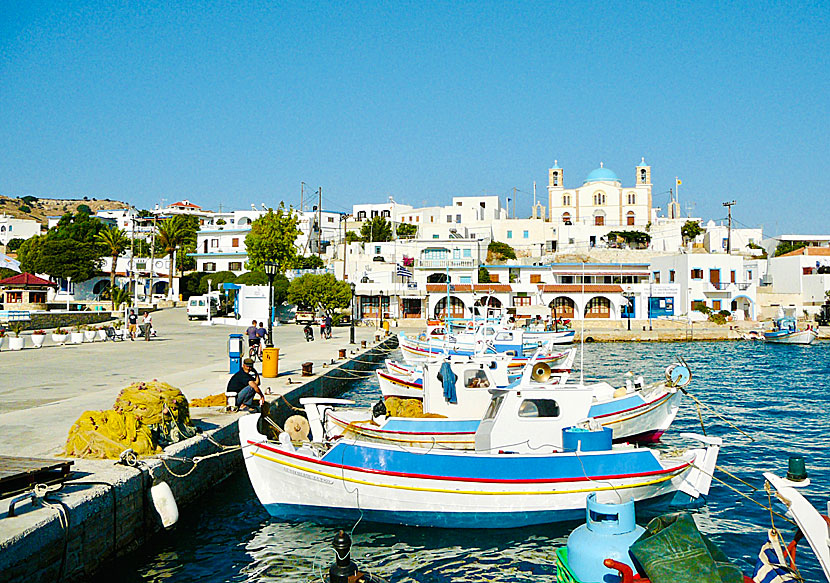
xmin=378 ymin=290 xmax=384 ymax=331
xmin=349 ymin=282 xmax=356 ymax=344
xmin=263 ymin=261 xmax=278 ymax=347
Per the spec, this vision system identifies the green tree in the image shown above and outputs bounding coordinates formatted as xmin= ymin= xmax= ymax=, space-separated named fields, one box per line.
xmin=287 ymin=273 xmax=351 ymax=314
xmin=234 ymin=271 xmax=269 ymax=286
xmin=774 ymin=241 xmax=808 ymax=257
xmin=681 ymin=220 xmax=703 ymax=244
xmin=18 ymin=237 xmax=102 ymax=281
xmin=478 ymin=266 xmax=491 ymax=283
xmin=345 ymin=230 xmax=363 ymax=243
xmin=487 ymin=241 xmax=516 ymax=261
xmin=360 ymin=216 xmax=393 ymax=242
xmin=245 ymin=204 xmax=301 ymax=271
xmin=296 ymin=255 xmax=325 ymax=270
xmin=96 ymin=225 xmax=131 ymax=309
xmin=77 ymin=204 xmax=93 ymax=215
xmin=396 ymin=223 xmax=418 ymax=239
xmin=18 ymin=205 xmax=31 ymax=213
xmin=21 ymin=195 xmax=38 ymax=205
xmin=156 ymin=215 xmax=198 ymax=292
xmin=5 ymin=238 xmax=25 ymax=252
xmin=199 ymin=271 xmax=237 ymax=294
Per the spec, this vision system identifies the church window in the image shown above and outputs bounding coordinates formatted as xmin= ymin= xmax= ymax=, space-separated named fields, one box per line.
xmin=593 ymin=192 xmax=606 ymax=205
xmin=563 ymin=194 xmax=571 ymax=206
xmin=627 ymin=192 xmax=636 ymax=205
xmin=552 ymin=171 xmax=559 ymax=187
xmin=640 ymin=169 xmax=647 ymax=184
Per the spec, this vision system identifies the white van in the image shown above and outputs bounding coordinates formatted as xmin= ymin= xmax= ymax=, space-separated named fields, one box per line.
xmin=187 ymin=295 xmax=218 ymax=320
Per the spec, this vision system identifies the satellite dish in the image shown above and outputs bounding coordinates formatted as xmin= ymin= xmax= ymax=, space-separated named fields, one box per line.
xmin=665 ymin=363 xmax=691 ymax=387
xmin=531 ymin=362 xmax=552 ymax=383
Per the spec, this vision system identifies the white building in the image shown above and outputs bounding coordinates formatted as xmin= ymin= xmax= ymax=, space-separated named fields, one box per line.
xmin=765 ymin=247 xmax=830 ymax=315
xmin=702 ymin=220 xmax=763 ymax=255
xmin=649 ymin=253 xmax=759 ymax=320
xmin=0 ymin=214 xmax=41 ymax=246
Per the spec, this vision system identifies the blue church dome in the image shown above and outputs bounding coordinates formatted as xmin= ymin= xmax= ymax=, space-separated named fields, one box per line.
xmin=584 ymin=166 xmax=620 ymax=184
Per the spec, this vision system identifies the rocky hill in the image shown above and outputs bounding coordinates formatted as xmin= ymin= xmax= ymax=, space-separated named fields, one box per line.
xmin=0 ymin=194 xmax=130 ymax=226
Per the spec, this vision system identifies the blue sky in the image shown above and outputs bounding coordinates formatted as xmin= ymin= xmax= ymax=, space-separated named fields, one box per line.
xmin=1 ymin=1 xmax=828 ymax=235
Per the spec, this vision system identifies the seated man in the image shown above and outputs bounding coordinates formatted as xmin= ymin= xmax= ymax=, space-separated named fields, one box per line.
xmin=227 ymin=357 xmax=264 ymax=412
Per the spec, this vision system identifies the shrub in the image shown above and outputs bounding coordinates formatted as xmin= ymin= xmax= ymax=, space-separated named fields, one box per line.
xmin=693 ymin=304 xmax=711 ymax=315
xmin=708 ymin=312 xmax=727 ymax=325
xmin=488 ymin=241 xmax=516 ymax=260
xmin=18 ymin=205 xmax=31 ymax=213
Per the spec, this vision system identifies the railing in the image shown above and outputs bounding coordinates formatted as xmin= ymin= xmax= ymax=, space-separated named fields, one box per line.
xmin=415 ymin=258 xmax=476 ymax=268
xmin=711 ymin=282 xmax=752 ymax=291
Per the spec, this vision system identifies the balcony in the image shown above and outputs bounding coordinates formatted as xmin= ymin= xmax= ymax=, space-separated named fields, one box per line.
xmin=415 ymin=258 xmax=476 ymax=269
xmin=710 ymin=282 xmax=752 ymax=291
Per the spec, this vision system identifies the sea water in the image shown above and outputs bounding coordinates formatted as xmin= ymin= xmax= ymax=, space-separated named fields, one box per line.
xmin=105 ymin=341 xmax=829 ymax=582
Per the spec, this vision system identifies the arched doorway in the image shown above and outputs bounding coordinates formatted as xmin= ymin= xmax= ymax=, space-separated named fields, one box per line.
xmin=562 ymin=212 xmax=572 ymax=225
xmin=549 ymin=296 xmax=575 ymax=319
xmin=626 ymin=211 xmax=635 ymax=226
xmin=152 ymin=281 xmax=168 ymax=296
xmin=427 ymin=272 xmax=449 ymax=284
xmin=730 ymin=296 xmax=753 ymax=320
xmin=475 ymin=296 xmax=502 ymax=308
xmin=585 ymin=296 xmax=612 ymax=318
xmin=593 ymin=211 xmax=606 ymax=226
xmin=92 ymin=279 xmax=109 ymax=299
xmin=434 ymin=296 xmax=465 ymax=319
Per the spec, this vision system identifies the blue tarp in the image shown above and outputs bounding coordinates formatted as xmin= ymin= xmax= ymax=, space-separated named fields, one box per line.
xmin=439 ymin=361 xmax=458 ymax=404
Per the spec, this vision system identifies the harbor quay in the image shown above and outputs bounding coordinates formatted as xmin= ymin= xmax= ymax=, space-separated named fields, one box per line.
xmin=0 ymin=307 xmax=396 ymax=583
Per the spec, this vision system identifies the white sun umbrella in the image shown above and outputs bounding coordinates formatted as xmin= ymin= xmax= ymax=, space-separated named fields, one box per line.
xmin=0 ymin=253 xmax=22 ymax=272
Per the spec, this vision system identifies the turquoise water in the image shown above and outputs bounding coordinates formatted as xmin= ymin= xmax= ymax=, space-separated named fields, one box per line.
xmin=107 ymin=342 xmax=829 ymax=582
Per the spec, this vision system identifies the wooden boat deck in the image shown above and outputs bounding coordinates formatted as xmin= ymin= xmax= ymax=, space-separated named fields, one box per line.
xmin=0 ymin=456 xmax=73 ymax=497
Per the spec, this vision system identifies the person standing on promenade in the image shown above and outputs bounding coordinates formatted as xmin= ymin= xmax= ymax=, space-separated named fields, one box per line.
xmin=227 ymin=357 xmax=264 ymax=412
xmin=141 ymin=311 xmax=152 ymax=341
xmin=128 ymin=309 xmax=138 ymax=341
xmin=324 ymin=313 xmax=332 ymax=339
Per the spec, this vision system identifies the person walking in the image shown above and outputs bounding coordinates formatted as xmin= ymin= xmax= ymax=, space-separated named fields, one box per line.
xmin=255 ymin=321 xmax=267 ymax=357
xmin=246 ymin=319 xmax=260 ymax=358
xmin=324 ymin=313 xmax=333 ymax=339
xmin=128 ymin=309 xmax=138 ymax=341
xmin=141 ymin=312 xmax=153 ymax=341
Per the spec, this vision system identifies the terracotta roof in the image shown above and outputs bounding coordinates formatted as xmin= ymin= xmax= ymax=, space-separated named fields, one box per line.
xmin=0 ymin=273 xmax=56 ymax=287
xmin=778 ymin=247 xmax=830 ymax=258
xmin=425 ymin=284 xmax=512 ymax=293
xmin=537 ymin=284 xmax=623 ymax=293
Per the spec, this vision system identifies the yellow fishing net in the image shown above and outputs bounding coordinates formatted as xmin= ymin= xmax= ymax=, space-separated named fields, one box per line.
xmin=190 ymin=394 xmax=228 ymax=407
xmin=63 ymin=381 xmax=197 ymax=459
xmin=384 ymin=397 xmax=446 ymax=419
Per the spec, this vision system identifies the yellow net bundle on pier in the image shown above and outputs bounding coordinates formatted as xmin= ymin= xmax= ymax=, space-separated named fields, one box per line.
xmin=63 ymin=381 xmax=197 ymax=459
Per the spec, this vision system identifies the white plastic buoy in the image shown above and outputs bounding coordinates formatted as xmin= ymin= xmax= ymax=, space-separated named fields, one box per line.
xmin=151 ymin=481 xmax=179 ymax=529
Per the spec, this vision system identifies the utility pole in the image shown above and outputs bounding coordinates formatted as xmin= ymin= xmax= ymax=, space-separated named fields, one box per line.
xmin=512 ymin=187 xmax=517 ymax=219
xmin=723 ymin=200 xmax=736 ymax=254
xmin=300 ymin=182 xmax=305 ymax=213
xmin=318 ymin=187 xmax=323 ymax=259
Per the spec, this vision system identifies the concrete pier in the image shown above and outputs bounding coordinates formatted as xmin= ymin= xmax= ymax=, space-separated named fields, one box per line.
xmin=0 ymin=308 xmax=396 ymax=583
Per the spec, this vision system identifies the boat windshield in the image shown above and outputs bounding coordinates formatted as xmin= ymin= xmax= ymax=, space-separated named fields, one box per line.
xmin=483 ymin=395 xmax=504 ymax=420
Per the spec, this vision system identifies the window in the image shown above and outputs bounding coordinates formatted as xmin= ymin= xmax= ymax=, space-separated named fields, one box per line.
xmin=232 ymin=238 xmax=239 ymax=247
xmin=204 ymin=262 xmax=217 ymax=272
xmin=626 ymin=211 xmax=635 ymax=226
xmin=530 ymin=274 xmax=541 ymax=283
xmin=518 ymin=399 xmax=560 ymax=418
xmin=722 ymin=238 xmax=729 ymax=249
xmin=416 ymin=216 xmax=419 ymax=222
xmin=430 ymin=216 xmax=434 ymax=223
xmin=456 ymin=214 xmax=461 ymax=223
xmin=627 ymin=192 xmax=636 ymax=204
xmin=446 ymin=215 xmax=452 ymax=223
xmin=456 ymin=201 xmax=462 ymax=206
xmin=669 ymin=270 xmax=676 ymax=283
xmin=552 ymin=171 xmax=559 ymax=187
xmin=462 ymin=369 xmax=492 ymax=390
xmin=653 ymin=271 xmax=661 ymax=284
xmin=463 ymin=249 xmax=472 ymax=258
xmin=453 ymin=249 xmax=460 ymax=259
xmin=523 ymin=230 xmax=529 ymax=238
xmin=328 ymin=216 xmax=334 ymax=222
xmin=507 ymin=231 xmax=513 ymax=239
xmin=433 ymin=234 xmax=439 ymax=239
xmin=709 ymin=269 xmax=720 ymax=284
xmin=513 ymin=296 xmax=531 ymax=307
xmin=357 ymin=211 xmax=366 ymax=220
xmin=730 ymin=270 xmax=736 ymax=283
xmin=483 ymin=395 xmax=504 ymax=420
xmin=382 ymin=210 xmax=390 ymax=217
xmin=489 ymin=274 xmax=500 ymax=283
xmin=211 ymin=239 xmax=219 ymax=248
xmin=460 ymin=276 xmax=471 ymax=284
xmin=229 ymin=262 xmax=242 ymax=271
xmin=563 ymin=194 xmax=571 ymax=206
xmin=712 ymin=300 xmax=722 ymax=311
xmin=691 ymin=269 xmax=703 ymax=279
xmin=561 ymin=275 xmax=574 ymax=284
xmin=585 ymin=297 xmax=611 ymax=318
xmin=640 ymin=169 xmax=647 ymax=184
xmin=747 ymin=270 xmax=753 ymax=280
xmin=375 ymin=246 xmax=381 ymax=254
xmin=593 ymin=192 xmax=606 ymax=205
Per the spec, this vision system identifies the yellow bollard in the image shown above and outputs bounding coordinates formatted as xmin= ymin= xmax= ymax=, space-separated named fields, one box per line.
xmin=262 ymin=347 xmax=280 ymax=378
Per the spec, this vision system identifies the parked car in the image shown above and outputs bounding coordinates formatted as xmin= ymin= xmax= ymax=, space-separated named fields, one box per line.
xmin=295 ymin=308 xmax=315 ymax=325
xmin=187 ymin=295 xmax=219 ymax=320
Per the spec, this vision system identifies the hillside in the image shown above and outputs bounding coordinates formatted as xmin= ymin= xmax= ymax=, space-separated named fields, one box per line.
xmin=0 ymin=194 xmax=130 ymax=226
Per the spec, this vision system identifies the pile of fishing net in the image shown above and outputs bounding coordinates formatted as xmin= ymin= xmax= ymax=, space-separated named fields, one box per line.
xmin=190 ymin=394 xmax=228 ymax=407
xmin=63 ymin=380 xmax=197 ymax=459
xmin=383 ymin=397 xmax=446 ymax=418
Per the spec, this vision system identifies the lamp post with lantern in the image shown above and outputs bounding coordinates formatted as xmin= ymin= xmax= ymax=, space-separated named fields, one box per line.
xmin=349 ymin=281 xmax=356 ymax=344
xmin=263 ymin=261 xmax=278 ymax=347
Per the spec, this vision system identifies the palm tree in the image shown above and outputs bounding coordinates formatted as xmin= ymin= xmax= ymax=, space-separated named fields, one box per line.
xmin=156 ymin=215 xmax=196 ymax=295
xmin=96 ymin=225 xmax=130 ymax=309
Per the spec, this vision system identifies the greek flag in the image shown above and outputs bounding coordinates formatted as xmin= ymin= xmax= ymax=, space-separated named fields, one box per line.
xmin=397 ymin=263 xmax=413 ymax=278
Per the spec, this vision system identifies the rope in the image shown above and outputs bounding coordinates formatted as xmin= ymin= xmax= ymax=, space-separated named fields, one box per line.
xmin=680 ymin=387 xmax=755 ymax=442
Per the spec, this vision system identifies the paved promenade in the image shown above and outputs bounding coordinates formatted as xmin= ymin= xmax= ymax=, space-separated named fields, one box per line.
xmin=0 ymin=308 xmax=381 ymax=457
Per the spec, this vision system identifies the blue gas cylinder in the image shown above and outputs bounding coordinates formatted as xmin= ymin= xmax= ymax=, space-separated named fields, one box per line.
xmin=566 ymin=493 xmax=645 ymax=583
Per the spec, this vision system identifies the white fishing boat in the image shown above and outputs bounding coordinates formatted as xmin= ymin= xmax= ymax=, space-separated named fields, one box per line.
xmin=240 ymin=384 xmax=720 ymax=528
xmin=311 ymin=357 xmax=684 ymax=449
xmin=764 ymin=308 xmax=819 ymax=345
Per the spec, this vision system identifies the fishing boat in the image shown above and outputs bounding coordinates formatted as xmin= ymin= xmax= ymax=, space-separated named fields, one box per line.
xmin=377 ymin=349 xmax=576 ymax=400
xmin=764 ymin=313 xmax=818 ymax=345
xmin=311 ymin=357 xmax=682 ymax=448
xmin=240 ymin=385 xmax=721 ymax=528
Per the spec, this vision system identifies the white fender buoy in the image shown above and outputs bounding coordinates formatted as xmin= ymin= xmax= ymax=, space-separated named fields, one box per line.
xmin=151 ymin=481 xmax=179 ymax=529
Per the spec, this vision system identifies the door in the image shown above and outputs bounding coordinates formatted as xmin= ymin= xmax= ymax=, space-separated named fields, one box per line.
xmin=709 ymin=269 xmax=720 ymax=285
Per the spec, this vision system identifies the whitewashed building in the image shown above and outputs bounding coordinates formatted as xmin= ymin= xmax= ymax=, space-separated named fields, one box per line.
xmin=0 ymin=214 xmax=41 ymax=246
xmin=765 ymin=247 xmax=830 ymax=315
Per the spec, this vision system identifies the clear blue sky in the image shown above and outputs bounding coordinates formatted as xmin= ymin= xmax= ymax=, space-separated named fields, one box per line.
xmin=2 ymin=1 xmax=828 ymax=235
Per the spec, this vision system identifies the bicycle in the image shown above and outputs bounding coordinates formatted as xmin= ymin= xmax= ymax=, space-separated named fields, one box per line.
xmin=248 ymin=342 xmax=261 ymax=362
